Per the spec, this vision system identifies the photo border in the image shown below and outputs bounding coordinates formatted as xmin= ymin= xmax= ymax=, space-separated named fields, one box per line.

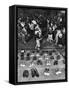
xmin=15 ymin=5 xmax=68 ymax=85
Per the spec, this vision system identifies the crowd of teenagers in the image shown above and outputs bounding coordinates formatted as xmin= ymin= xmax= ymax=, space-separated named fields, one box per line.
xmin=17 ymin=10 xmax=66 ymax=50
